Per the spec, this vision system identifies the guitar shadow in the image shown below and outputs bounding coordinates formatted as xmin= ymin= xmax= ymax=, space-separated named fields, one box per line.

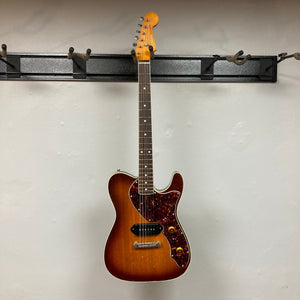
xmin=133 ymin=281 xmax=175 ymax=300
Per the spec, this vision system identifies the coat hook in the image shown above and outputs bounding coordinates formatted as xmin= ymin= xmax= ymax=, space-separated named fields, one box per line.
xmin=277 ymin=52 xmax=300 ymax=63
xmin=226 ymin=50 xmax=251 ymax=65
xmin=1 ymin=44 xmax=7 ymax=57
xmin=149 ymin=45 xmax=155 ymax=60
xmin=68 ymin=47 xmax=92 ymax=61
xmin=131 ymin=49 xmax=137 ymax=63
xmin=0 ymin=44 xmax=17 ymax=70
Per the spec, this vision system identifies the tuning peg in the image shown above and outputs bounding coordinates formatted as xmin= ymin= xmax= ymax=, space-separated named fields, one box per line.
xmin=136 ymin=30 xmax=141 ymax=33
xmin=138 ymin=24 xmax=142 ymax=27
xmin=133 ymin=43 xmax=137 ymax=47
xmin=140 ymin=17 xmax=144 ymax=21
xmin=134 ymin=36 xmax=139 ymax=40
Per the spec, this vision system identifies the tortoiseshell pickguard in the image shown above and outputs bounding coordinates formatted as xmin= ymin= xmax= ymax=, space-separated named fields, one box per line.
xmin=129 ymin=180 xmax=190 ymax=268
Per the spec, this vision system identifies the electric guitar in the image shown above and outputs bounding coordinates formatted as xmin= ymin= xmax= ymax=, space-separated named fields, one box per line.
xmin=104 ymin=12 xmax=191 ymax=281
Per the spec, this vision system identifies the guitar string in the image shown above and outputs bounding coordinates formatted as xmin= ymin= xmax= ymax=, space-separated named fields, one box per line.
xmin=142 ymin=63 xmax=149 ymax=243
xmin=142 ymin=61 xmax=149 ymax=243
xmin=145 ymin=62 xmax=149 ymax=243
xmin=139 ymin=61 xmax=145 ymax=243
xmin=146 ymin=61 xmax=151 ymax=242
xmin=139 ymin=61 xmax=153 ymax=244
xmin=148 ymin=61 xmax=154 ymax=228
xmin=141 ymin=61 xmax=144 ymax=244
xmin=138 ymin=61 xmax=141 ymax=244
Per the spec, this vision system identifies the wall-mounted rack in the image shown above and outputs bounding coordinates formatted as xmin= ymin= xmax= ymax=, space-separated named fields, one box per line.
xmin=0 ymin=44 xmax=299 ymax=83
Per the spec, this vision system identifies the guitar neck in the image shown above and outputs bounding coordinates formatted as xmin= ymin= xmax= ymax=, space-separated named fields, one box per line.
xmin=138 ymin=61 xmax=153 ymax=195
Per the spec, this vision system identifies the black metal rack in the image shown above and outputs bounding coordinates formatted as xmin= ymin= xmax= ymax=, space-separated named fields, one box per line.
xmin=0 ymin=45 xmax=298 ymax=83
xmin=0 ymin=51 xmax=277 ymax=83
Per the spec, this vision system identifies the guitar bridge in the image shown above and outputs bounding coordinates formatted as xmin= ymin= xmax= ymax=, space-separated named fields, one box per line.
xmin=133 ymin=241 xmax=161 ymax=249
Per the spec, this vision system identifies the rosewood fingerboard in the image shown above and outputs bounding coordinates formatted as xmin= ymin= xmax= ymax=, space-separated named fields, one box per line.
xmin=138 ymin=61 xmax=153 ymax=195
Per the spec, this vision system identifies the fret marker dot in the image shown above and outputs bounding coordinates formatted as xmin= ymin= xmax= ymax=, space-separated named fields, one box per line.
xmin=145 ymin=174 xmax=147 ymax=177
xmin=145 ymin=181 xmax=147 ymax=184
xmin=144 ymin=120 xmax=146 ymax=122
xmin=143 ymin=87 xmax=146 ymax=90
xmin=145 ymin=166 xmax=147 ymax=168
xmin=144 ymin=133 xmax=147 ymax=136
xmin=144 ymin=104 xmax=146 ymax=107
xmin=148 ymin=151 xmax=151 ymax=153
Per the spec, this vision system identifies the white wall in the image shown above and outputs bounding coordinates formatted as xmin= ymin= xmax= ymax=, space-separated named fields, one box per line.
xmin=0 ymin=0 xmax=300 ymax=299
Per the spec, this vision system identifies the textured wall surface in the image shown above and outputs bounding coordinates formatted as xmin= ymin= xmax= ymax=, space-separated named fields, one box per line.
xmin=0 ymin=0 xmax=300 ymax=299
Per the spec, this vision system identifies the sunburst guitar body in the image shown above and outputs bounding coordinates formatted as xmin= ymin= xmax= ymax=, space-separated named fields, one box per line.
xmin=105 ymin=172 xmax=190 ymax=281
xmin=104 ymin=12 xmax=191 ymax=281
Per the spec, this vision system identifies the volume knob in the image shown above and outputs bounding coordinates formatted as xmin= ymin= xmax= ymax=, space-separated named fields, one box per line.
xmin=168 ymin=226 xmax=176 ymax=234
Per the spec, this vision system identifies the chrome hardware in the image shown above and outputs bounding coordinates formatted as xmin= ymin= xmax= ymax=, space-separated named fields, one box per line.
xmin=133 ymin=241 xmax=161 ymax=249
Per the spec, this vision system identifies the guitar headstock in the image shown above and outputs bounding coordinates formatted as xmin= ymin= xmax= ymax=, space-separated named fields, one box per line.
xmin=134 ymin=12 xmax=159 ymax=61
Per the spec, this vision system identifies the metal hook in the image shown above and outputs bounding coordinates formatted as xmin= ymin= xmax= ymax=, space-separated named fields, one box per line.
xmin=131 ymin=49 xmax=137 ymax=63
xmin=277 ymin=52 xmax=300 ymax=63
xmin=226 ymin=50 xmax=251 ymax=66
xmin=149 ymin=45 xmax=155 ymax=60
xmin=0 ymin=44 xmax=7 ymax=57
xmin=67 ymin=47 xmax=91 ymax=61
xmin=0 ymin=44 xmax=17 ymax=70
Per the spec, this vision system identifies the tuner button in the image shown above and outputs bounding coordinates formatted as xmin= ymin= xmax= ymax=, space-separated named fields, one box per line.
xmin=133 ymin=43 xmax=137 ymax=47
xmin=138 ymin=24 xmax=142 ymax=27
xmin=140 ymin=17 xmax=144 ymax=21
xmin=134 ymin=36 xmax=139 ymax=40
xmin=168 ymin=226 xmax=176 ymax=234
xmin=136 ymin=30 xmax=141 ymax=33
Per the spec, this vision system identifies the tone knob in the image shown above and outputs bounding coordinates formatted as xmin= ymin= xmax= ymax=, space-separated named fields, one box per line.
xmin=176 ymin=247 xmax=184 ymax=255
xmin=168 ymin=226 xmax=176 ymax=234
